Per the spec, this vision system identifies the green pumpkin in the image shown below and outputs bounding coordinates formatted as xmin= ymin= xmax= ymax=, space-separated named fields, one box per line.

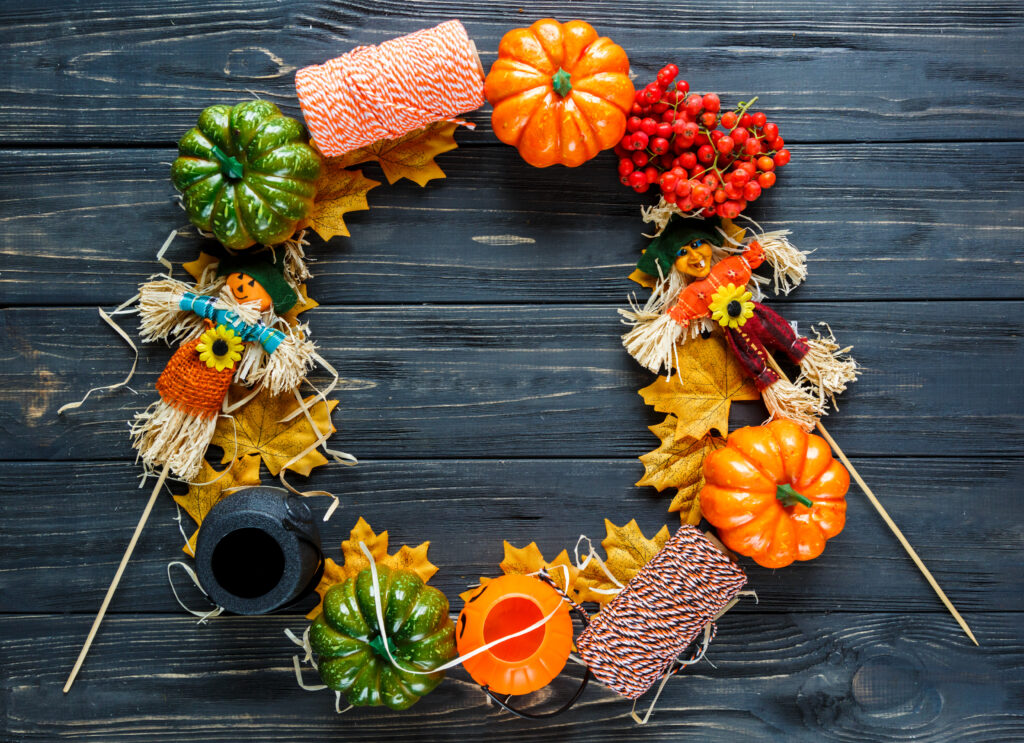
xmin=171 ymin=100 xmax=321 ymax=250
xmin=309 ymin=565 xmax=456 ymax=711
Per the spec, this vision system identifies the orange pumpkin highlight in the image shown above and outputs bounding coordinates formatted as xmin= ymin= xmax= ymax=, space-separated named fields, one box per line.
xmin=701 ymin=419 xmax=850 ymax=568
xmin=484 ymin=19 xmax=634 ymax=168
xmin=457 ymin=574 xmax=573 ymax=695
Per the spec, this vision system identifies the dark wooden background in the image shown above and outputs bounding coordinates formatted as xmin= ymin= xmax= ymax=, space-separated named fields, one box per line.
xmin=2 ymin=1 xmax=1023 ymax=740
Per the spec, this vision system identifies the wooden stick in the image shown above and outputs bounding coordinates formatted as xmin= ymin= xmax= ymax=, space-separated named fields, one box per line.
xmin=763 ymin=356 xmax=978 ymax=645
xmin=63 ymin=462 xmax=171 ymax=693
xmin=813 ymin=422 xmax=978 ymax=646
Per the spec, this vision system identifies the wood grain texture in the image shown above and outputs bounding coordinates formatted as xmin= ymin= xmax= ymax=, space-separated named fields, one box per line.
xmin=1 ymin=458 xmax=1021 ymax=615
xmin=1 ymin=143 xmax=1022 ymax=306
xmin=1 ymin=1 xmax=1022 ymax=143
xmin=1 ymin=0 xmax=1022 ymax=739
xmin=3 ymin=612 xmax=1020 ymax=742
xmin=3 ymin=302 xmax=1021 ymax=460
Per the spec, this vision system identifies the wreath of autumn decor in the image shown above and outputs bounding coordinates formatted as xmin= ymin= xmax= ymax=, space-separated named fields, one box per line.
xmin=59 ymin=15 xmax=977 ymax=725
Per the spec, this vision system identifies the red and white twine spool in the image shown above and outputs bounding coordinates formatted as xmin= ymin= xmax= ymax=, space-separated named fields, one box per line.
xmin=295 ymin=20 xmax=485 ymax=157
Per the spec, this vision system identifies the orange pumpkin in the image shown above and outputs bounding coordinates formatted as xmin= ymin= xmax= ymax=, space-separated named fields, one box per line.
xmin=484 ymin=19 xmax=634 ymax=168
xmin=457 ymin=574 xmax=573 ymax=696
xmin=701 ymin=419 xmax=850 ymax=569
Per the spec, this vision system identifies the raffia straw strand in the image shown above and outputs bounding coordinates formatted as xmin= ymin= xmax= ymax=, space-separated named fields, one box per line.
xmin=763 ymin=354 xmax=978 ymax=645
xmin=166 ymin=561 xmax=223 ymax=623
xmin=64 ymin=462 xmax=171 ymax=693
xmin=57 ymin=304 xmax=140 ymax=414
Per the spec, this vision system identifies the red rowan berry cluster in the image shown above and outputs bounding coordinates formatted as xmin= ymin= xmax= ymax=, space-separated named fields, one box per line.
xmin=615 ymin=65 xmax=791 ymax=219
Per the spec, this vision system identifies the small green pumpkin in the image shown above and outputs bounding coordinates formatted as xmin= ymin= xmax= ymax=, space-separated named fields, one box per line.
xmin=309 ymin=565 xmax=456 ymax=711
xmin=171 ymin=100 xmax=320 ymax=250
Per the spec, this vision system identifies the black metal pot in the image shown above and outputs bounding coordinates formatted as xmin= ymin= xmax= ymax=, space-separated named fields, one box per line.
xmin=194 ymin=487 xmax=323 ymax=615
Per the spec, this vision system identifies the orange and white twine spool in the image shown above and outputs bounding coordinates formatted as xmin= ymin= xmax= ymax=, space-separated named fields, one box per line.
xmin=295 ymin=20 xmax=485 ymax=157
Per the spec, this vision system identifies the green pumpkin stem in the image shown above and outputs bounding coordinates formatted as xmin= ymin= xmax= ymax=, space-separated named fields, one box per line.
xmin=776 ymin=483 xmax=814 ymax=508
xmin=209 ymin=145 xmax=245 ymax=180
xmin=551 ymin=68 xmax=573 ymax=97
xmin=368 ymin=633 xmax=398 ymax=661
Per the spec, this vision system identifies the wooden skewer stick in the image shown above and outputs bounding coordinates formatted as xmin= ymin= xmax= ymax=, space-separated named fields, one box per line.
xmin=764 ymin=356 xmax=978 ymax=645
xmin=64 ymin=462 xmax=172 ymax=693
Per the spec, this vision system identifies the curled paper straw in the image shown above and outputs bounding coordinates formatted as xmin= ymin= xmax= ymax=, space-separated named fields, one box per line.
xmin=295 ymin=20 xmax=485 ymax=156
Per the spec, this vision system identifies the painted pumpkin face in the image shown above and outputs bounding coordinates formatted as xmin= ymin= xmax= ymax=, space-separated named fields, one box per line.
xmin=674 ymin=238 xmax=714 ymax=278
xmin=226 ymin=272 xmax=272 ymax=312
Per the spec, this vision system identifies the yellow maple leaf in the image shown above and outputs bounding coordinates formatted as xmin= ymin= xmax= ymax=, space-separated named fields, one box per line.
xmin=459 ymin=542 xmax=581 ymax=605
xmin=280 ymin=283 xmax=318 ymax=326
xmin=337 ymin=121 xmax=458 ymax=187
xmin=172 ymin=454 xmax=262 ymax=556
xmin=209 ymin=385 xmax=338 ymax=476
xmin=307 ymin=517 xmax=437 ymax=619
xmin=576 ymin=519 xmax=671 ymax=605
xmin=183 ymin=251 xmax=219 ymax=284
xmin=298 ymin=162 xmax=380 ymax=242
xmin=637 ymin=415 xmax=725 ymax=526
xmin=639 ymin=332 xmax=759 ymax=443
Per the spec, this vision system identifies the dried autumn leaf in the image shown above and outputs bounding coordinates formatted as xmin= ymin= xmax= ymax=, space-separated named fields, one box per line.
xmin=299 ymin=162 xmax=380 ymax=242
xmin=576 ymin=519 xmax=671 ymax=605
xmin=459 ymin=542 xmax=581 ymax=605
xmin=183 ymin=251 xmax=219 ymax=284
xmin=280 ymin=283 xmax=318 ymax=326
xmin=209 ymin=385 xmax=337 ymax=476
xmin=639 ymin=332 xmax=759 ymax=443
xmin=172 ymin=454 xmax=261 ymax=556
xmin=337 ymin=121 xmax=458 ymax=186
xmin=307 ymin=517 xmax=438 ymax=619
xmin=637 ymin=414 xmax=725 ymax=526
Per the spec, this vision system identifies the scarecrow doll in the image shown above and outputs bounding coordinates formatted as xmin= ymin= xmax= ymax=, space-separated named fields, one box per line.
xmin=621 ymin=216 xmax=858 ymax=428
xmin=131 ymin=250 xmax=314 ymax=481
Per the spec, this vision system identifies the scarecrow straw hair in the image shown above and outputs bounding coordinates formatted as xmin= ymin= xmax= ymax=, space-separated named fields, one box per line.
xmin=260 ymin=326 xmax=316 ymax=395
xmin=130 ymin=401 xmax=217 ymax=482
xmin=760 ymin=377 xmax=824 ymax=432
xmin=620 ymin=267 xmax=711 ymax=374
xmin=278 ymin=230 xmax=313 ymax=285
xmin=798 ymin=324 xmax=859 ymax=407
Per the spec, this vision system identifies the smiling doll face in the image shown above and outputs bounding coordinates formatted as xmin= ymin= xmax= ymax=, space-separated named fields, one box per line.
xmin=226 ymin=272 xmax=273 ymax=312
xmin=673 ymin=238 xmax=714 ymax=278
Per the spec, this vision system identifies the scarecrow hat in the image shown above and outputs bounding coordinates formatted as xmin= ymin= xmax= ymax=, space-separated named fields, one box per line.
xmin=636 ymin=216 xmax=724 ymax=278
xmin=214 ymin=249 xmax=299 ymax=315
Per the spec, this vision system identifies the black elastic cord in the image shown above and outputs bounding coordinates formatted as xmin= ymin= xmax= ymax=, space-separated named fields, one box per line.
xmin=482 ymin=667 xmax=591 ymax=719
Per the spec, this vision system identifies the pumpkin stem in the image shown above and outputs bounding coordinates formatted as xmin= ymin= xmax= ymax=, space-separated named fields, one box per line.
xmin=209 ymin=145 xmax=245 ymax=181
xmin=368 ymin=633 xmax=398 ymax=661
xmin=776 ymin=483 xmax=813 ymax=508
xmin=551 ymin=68 xmax=572 ymax=97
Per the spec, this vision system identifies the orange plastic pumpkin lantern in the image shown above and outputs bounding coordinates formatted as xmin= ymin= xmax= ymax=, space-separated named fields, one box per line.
xmin=457 ymin=574 xmax=573 ymax=696
xmin=484 ymin=19 xmax=634 ymax=168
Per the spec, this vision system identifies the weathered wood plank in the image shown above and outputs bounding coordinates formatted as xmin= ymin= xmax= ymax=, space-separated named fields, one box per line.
xmin=1 ymin=143 xmax=1022 ymax=305
xmin=0 ymin=457 xmax=1020 ymax=615
xmin=1 ymin=2 xmax=1022 ymax=143
xmin=3 ymin=302 xmax=1021 ymax=461
xmin=3 ymin=612 xmax=1020 ymax=741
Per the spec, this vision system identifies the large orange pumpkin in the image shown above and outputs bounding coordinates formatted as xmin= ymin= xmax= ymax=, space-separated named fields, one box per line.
xmin=457 ymin=574 xmax=573 ymax=696
xmin=700 ymin=419 xmax=850 ymax=568
xmin=484 ymin=19 xmax=634 ymax=168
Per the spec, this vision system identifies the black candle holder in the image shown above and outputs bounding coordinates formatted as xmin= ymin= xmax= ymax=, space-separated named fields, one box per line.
xmin=194 ymin=487 xmax=323 ymax=615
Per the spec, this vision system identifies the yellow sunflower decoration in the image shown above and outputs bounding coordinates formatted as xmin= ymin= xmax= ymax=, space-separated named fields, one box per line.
xmin=708 ymin=283 xmax=755 ymax=329
xmin=196 ymin=325 xmax=244 ymax=371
